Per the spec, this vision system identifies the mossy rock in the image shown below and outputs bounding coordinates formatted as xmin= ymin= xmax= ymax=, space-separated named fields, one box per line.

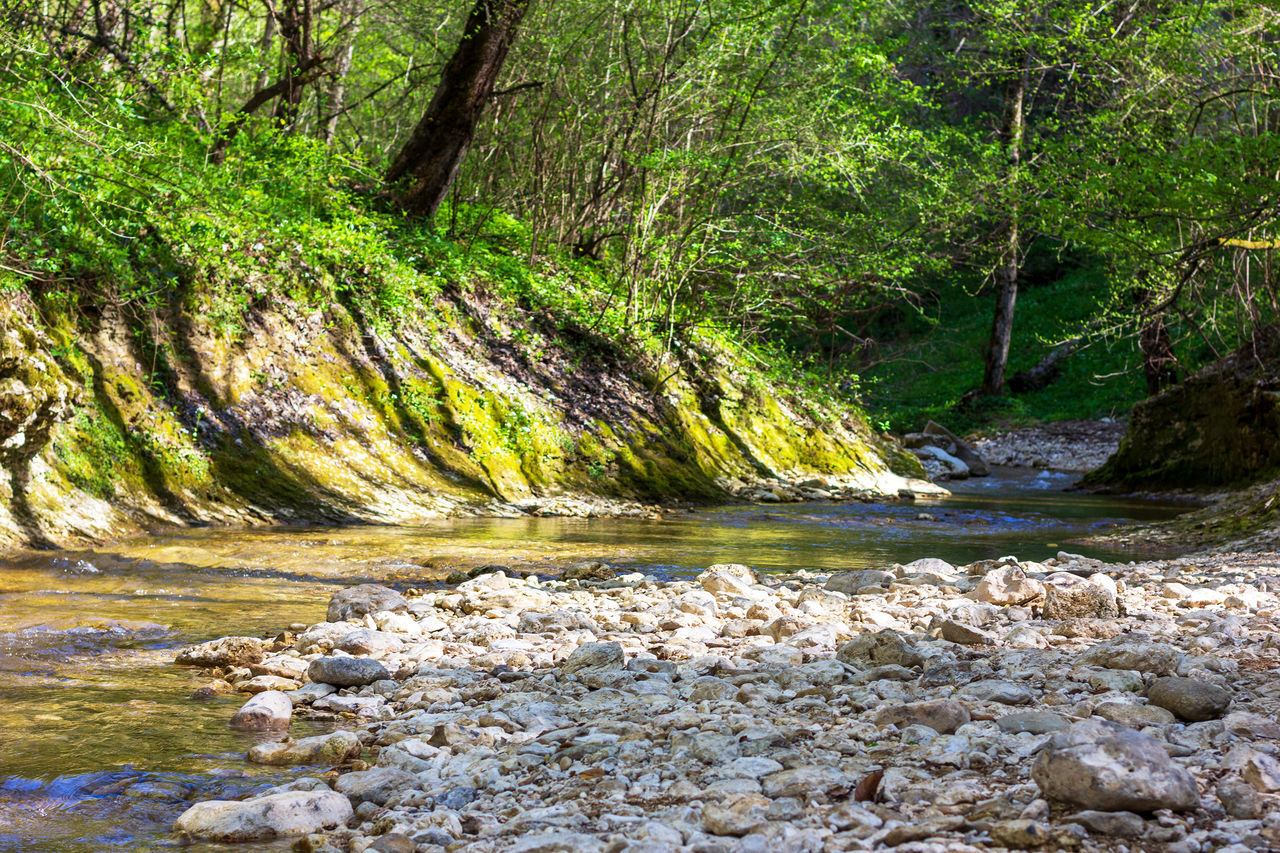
xmin=1086 ymin=328 xmax=1280 ymax=489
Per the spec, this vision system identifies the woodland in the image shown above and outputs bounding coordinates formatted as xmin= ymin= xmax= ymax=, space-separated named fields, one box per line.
xmin=2 ymin=0 xmax=1278 ymax=436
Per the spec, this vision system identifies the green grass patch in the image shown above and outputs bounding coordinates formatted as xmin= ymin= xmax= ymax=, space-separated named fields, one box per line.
xmin=860 ymin=267 xmax=1148 ymax=434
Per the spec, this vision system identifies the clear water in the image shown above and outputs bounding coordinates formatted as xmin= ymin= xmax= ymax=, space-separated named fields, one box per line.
xmin=0 ymin=469 xmax=1189 ymax=850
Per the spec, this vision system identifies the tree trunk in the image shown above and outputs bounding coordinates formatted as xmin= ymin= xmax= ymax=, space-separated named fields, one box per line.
xmin=271 ymin=0 xmax=315 ymax=127
xmin=320 ymin=1 xmax=361 ymax=144
xmin=385 ymin=0 xmax=533 ymax=221
xmin=981 ymin=59 xmax=1028 ymax=397
xmin=1133 ymin=285 xmax=1179 ymax=394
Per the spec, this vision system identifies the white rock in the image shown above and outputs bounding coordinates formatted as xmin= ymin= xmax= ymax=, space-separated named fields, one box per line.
xmin=174 ymin=790 xmax=352 ymax=841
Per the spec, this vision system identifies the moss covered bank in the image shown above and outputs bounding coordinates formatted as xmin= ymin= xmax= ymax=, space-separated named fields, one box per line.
xmin=0 ymin=289 xmax=930 ymax=549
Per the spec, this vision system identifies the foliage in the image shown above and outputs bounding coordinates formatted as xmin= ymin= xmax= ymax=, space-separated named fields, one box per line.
xmin=2 ymin=0 xmax=1278 ymax=435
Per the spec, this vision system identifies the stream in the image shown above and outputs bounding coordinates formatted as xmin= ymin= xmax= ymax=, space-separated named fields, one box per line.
xmin=0 ymin=469 xmax=1190 ymax=852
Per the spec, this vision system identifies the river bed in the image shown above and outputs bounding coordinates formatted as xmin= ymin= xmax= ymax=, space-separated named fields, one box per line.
xmin=0 ymin=470 xmax=1190 ymax=851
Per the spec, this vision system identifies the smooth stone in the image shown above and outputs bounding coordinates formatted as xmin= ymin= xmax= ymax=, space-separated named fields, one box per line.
xmin=1031 ymin=719 xmax=1198 ymax=812
xmin=367 ymin=834 xmax=416 ymax=853
xmin=238 ymin=675 xmax=301 ymax=694
xmin=1234 ymin=746 xmax=1280 ymax=793
xmin=988 ymin=819 xmax=1055 ymax=849
xmin=1093 ymin=701 xmax=1178 ymax=728
xmin=1088 ymin=669 xmax=1145 ymax=693
xmin=959 ymin=679 xmax=1034 ymax=705
xmin=702 ymin=563 xmax=760 ymax=584
xmin=826 ymin=570 xmax=893 ymax=595
xmin=1224 ymin=711 xmax=1280 ymax=740
xmin=436 ymin=786 xmax=478 ymax=810
xmin=307 ymin=656 xmax=391 ymax=687
xmin=1064 ymin=810 xmax=1146 ymax=838
xmin=901 ymin=557 xmax=957 ymax=579
xmin=698 ymin=568 xmax=757 ymax=597
xmin=563 ymin=561 xmax=616 ymax=581
xmin=506 ymin=832 xmax=607 ymax=853
xmin=873 ymin=698 xmax=970 ymax=734
xmin=285 ymin=683 xmax=337 ymax=705
xmin=174 ymin=790 xmax=352 ymax=842
xmin=1147 ymin=676 xmax=1232 ymax=722
xmin=333 ymin=767 xmax=419 ymax=806
xmin=997 ymin=711 xmax=1070 ymax=735
xmin=247 ymin=731 xmax=361 ymax=766
xmin=327 ymin=584 xmax=409 ymax=622
xmin=836 ymin=629 xmax=924 ymax=669
xmin=1218 ymin=779 xmax=1266 ymax=819
xmin=229 ymin=690 xmax=292 ymax=731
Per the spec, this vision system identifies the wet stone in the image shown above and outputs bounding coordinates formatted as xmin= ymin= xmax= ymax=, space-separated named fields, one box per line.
xmin=247 ymin=731 xmax=361 ymax=766
xmin=229 ymin=690 xmax=292 ymax=731
xmin=175 ymin=636 xmax=267 ymax=668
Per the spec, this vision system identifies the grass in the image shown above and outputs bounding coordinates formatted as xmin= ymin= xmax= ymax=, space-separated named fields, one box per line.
xmin=859 ymin=266 xmax=1149 ymax=435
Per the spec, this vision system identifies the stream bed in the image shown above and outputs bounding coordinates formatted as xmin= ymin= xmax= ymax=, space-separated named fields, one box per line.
xmin=0 ymin=469 xmax=1190 ymax=851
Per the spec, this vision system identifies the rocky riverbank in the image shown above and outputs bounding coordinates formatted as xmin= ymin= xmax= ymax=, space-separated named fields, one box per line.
xmin=173 ymin=551 xmax=1280 ymax=852
xmin=970 ymin=421 xmax=1128 ymax=475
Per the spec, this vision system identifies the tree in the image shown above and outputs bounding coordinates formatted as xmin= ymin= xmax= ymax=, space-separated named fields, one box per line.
xmin=384 ymin=0 xmax=533 ymax=220
xmin=981 ymin=56 xmax=1027 ymax=396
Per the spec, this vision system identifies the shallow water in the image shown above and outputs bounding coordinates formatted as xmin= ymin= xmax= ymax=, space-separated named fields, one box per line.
xmin=0 ymin=469 xmax=1189 ymax=851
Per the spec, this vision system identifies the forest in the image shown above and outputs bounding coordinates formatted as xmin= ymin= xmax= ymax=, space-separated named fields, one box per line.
xmin=3 ymin=0 xmax=1276 ymax=435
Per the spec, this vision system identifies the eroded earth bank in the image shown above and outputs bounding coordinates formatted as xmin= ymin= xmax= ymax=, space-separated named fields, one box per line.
xmin=171 ymin=545 xmax=1280 ymax=853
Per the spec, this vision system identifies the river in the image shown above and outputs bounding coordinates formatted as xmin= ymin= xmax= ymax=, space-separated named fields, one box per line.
xmin=0 ymin=469 xmax=1189 ymax=851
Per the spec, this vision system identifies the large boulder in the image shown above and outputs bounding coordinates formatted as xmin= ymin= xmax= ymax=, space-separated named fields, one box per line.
xmin=1148 ymin=677 xmax=1232 ymax=722
xmin=174 ymin=790 xmax=352 ymax=841
xmin=229 ymin=691 xmax=292 ymax=731
xmin=327 ymin=584 xmax=410 ymax=623
xmin=1031 ymin=719 xmax=1198 ymax=812
xmin=1085 ymin=327 xmax=1280 ymax=489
